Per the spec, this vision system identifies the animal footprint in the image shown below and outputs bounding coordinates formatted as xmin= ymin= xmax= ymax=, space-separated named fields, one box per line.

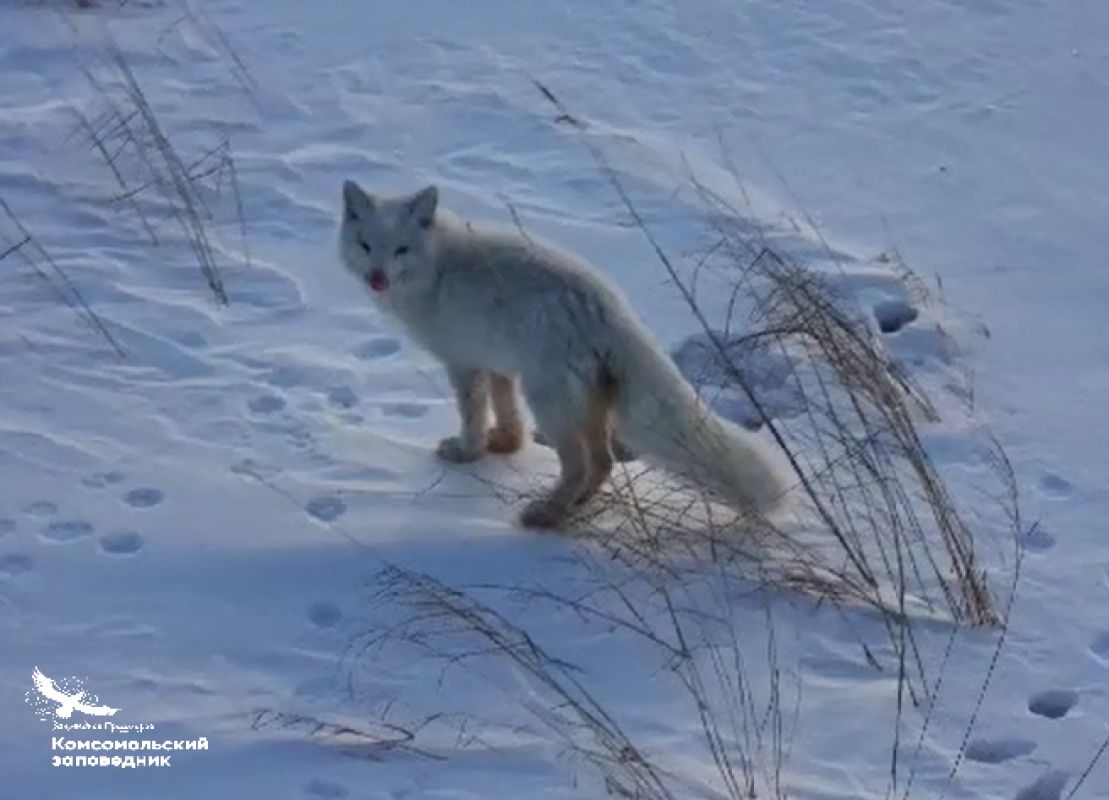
xmin=0 ymin=553 xmax=32 ymax=577
xmin=82 ymin=471 xmax=126 ymax=489
xmin=124 ymin=488 xmax=164 ymax=508
xmin=354 ymin=337 xmax=400 ymax=360
xmin=99 ymin=531 xmax=144 ymax=556
xmin=306 ymin=495 xmax=346 ymax=522
xmin=1022 ymin=527 xmax=1055 ymax=553
xmin=1028 ymin=689 xmax=1077 ymax=719
xmin=230 ymin=459 xmax=281 ymax=481
xmin=380 ymin=401 xmax=427 ymax=419
xmin=41 ymin=520 xmax=94 ymax=543
xmin=326 ymin=386 xmax=357 ymax=409
xmin=23 ymin=500 xmax=58 ymax=518
xmin=873 ymin=298 xmax=918 ymax=333
xmin=303 ymin=778 xmax=349 ymax=799
xmin=1089 ymin=631 xmax=1109 ymax=662
xmin=1038 ymin=472 xmax=1073 ymax=499
xmin=1014 ymin=770 xmax=1069 ymax=800
xmin=307 ymin=602 xmax=342 ymax=628
xmin=671 ymin=332 xmax=804 ymax=428
xmin=248 ymin=394 xmax=287 ymax=414
xmin=964 ymin=736 xmax=1036 ymax=764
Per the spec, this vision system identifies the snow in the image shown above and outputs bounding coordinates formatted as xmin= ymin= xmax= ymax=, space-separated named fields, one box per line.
xmin=2 ymin=1 xmax=1107 ymax=798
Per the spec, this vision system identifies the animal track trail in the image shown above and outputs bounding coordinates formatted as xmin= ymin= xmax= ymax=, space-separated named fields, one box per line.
xmin=1027 ymin=689 xmax=1078 ymax=719
xmin=963 ymin=736 xmax=1036 ymax=764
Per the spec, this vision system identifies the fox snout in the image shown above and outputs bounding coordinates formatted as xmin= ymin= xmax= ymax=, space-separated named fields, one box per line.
xmin=366 ymin=268 xmax=389 ymax=292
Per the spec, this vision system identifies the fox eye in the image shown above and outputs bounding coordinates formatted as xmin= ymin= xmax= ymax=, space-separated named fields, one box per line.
xmin=359 ymin=239 xmax=371 ymax=254
xmin=394 ymin=245 xmax=409 ymax=256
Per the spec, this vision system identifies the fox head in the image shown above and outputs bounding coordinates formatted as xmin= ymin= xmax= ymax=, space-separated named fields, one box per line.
xmin=339 ymin=181 xmax=439 ymax=299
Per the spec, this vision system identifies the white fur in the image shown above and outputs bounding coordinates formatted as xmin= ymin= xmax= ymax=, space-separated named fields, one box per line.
xmin=338 ymin=181 xmax=790 ymax=515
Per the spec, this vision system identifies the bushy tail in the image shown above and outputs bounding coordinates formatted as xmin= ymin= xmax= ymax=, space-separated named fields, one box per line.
xmin=612 ymin=327 xmax=790 ymax=514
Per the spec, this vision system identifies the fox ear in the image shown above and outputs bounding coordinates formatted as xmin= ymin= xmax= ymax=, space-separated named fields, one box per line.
xmin=342 ymin=180 xmax=374 ymax=220
xmin=406 ymin=185 xmax=438 ymax=229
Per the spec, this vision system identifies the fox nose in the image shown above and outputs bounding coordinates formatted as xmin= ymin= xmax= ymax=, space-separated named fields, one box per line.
xmin=366 ymin=268 xmax=389 ymax=292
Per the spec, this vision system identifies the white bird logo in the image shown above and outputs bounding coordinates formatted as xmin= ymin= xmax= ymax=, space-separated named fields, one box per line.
xmin=31 ymin=667 xmax=119 ymax=719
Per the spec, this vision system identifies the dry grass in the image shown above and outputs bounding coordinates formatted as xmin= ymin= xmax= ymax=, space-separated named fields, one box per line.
xmin=7 ymin=2 xmax=254 ymax=356
xmin=0 ymin=195 xmax=123 ymax=354
xmin=56 ymin=3 xmax=253 ymax=306
xmin=343 ymin=83 xmax=1034 ymax=799
xmin=248 ymin=707 xmax=449 ymax=762
xmin=529 ymin=80 xmax=1012 ymax=658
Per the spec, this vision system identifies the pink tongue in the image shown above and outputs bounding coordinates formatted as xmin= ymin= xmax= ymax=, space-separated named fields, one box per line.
xmin=368 ymin=269 xmax=389 ymax=292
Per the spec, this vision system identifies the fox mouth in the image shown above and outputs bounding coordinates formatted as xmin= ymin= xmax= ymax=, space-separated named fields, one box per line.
xmin=366 ymin=269 xmax=389 ymax=292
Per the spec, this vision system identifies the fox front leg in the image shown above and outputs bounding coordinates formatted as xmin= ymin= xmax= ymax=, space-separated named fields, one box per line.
xmin=487 ymin=372 xmax=524 ymax=453
xmin=436 ymin=366 xmax=490 ymax=463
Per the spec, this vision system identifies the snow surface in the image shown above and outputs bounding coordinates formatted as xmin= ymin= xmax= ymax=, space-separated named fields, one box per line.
xmin=1 ymin=1 xmax=1107 ymax=798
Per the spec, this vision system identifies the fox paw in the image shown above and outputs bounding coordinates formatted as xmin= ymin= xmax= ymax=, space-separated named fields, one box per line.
xmin=436 ymin=436 xmax=483 ymax=463
xmin=487 ymin=426 xmax=523 ymax=454
xmin=519 ymin=498 xmax=570 ymax=529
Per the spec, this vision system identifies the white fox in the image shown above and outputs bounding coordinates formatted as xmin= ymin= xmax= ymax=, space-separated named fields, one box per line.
xmin=338 ymin=182 xmax=789 ymax=528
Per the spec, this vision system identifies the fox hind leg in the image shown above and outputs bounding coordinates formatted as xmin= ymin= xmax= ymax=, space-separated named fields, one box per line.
xmin=437 ymin=366 xmax=489 ymax=463
xmin=520 ymin=375 xmax=615 ymax=528
xmin=487 ymin=372 xmax=524 ymax=454
xmin=519 ymin=429 xmax=590 ymax=528
xmin=519 ymin=377 xmax=592 ymax=528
